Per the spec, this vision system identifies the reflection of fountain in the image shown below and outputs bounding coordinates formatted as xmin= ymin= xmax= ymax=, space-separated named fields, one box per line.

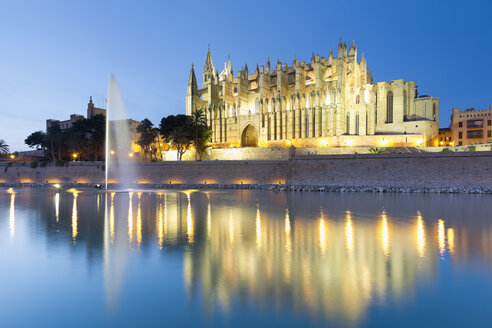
xmin=105 ymin=75 xmax=137 ymax=190
xmin=8 ymin=188 xmax=15 ymax=238
xmin=103 ymin=192 xmax=130 ymax=309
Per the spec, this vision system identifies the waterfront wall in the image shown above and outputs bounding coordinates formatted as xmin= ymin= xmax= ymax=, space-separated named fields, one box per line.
xmin=162 ymin=143 xmax=492 ymax=161
xmin=1 ymin=152 xmax=491 ymax=188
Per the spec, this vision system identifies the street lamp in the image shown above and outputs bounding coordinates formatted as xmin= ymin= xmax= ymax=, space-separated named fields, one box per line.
xmin=128 ymin=153 xmax=134 ymax=158
xmin=72 ymin=153 xmax=78 ymax=161
xmin=10 ymin=154 xmax=15 ymax=159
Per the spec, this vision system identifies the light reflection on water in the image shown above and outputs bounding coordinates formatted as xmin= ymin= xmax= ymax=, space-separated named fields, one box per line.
xmin=1 ymin=188 xmax=492 ymax=327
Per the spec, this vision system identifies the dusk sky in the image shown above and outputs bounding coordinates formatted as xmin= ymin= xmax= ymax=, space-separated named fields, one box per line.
xmin=1 ymin=0 xmax=490 ymax=151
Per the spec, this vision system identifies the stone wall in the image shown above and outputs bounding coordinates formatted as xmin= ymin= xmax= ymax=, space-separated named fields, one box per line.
xmin=1 ymin=152 xmax=491 ymax=188
xmin=162 ymin=143 xmax=492 ymax=161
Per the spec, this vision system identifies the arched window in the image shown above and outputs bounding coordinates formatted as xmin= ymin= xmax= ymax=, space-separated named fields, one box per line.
xmin=433 ymin=103 xmax=437 ymax=121
xmin=386 ymin=91 xmax=393 ymax=123
xmin=403 ymin=90 xmax=407 ymax=120
xmin=355 ymin=112 xmax=360 ymax=135
xmin=356 ymin=95 xmax=360 ymax=104
xmin=346 ymin=113 xmax=350 ymax=134
xmin=305 ymin=114 xmax=309 ymax=138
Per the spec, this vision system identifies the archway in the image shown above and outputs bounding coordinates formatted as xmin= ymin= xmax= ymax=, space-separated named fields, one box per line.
xmin=241 ymin=124 xmax=259 ymax=147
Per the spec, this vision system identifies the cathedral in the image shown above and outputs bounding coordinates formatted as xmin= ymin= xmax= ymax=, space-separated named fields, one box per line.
xmin=186 ymin=39 xmax=439 ymax=148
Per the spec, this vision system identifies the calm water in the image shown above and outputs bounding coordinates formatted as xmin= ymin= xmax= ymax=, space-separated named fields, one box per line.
xmin=1 ymin=188 xmax=492 ymax=327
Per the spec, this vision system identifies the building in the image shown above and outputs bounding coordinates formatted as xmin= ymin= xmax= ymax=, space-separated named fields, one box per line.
xmin=436 ymin=128 xmax=453 ymax=147
xmin=46 ymin=97 xmax=143 ymax=155
xmin=87 ymin=96 xmax=107 ymax=118
xmin=186 ymin=39 xmax=439 ymax=148
xmin=46 ymin=114 xmax=84 ymax=131
xmin=451 ymin=106 xmax=492 ymax=146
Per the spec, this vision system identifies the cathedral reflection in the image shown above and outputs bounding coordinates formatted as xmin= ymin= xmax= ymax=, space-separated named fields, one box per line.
xmin=17 ymin=189 xmax=491 ymax=325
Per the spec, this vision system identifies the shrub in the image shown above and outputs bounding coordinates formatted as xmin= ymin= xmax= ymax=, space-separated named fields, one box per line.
xmin=30 ymin=161 xmax=39 ymax=169
xmin=55 ymin=160 xmax=66 ymax=167
xmin=101 ymin=165 xmax=105 ymax=171
xmin=468 ymin=146 xmax=476 ymax=152
xmin=369 ymin=148 xmax=382 ymax=154
xmin=40 ymin=160 xmax=50 ymax=167
xmin=442 ymin=148 xmax=451 ymax=152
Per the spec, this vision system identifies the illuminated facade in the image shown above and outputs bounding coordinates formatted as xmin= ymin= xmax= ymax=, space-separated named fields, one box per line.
xmin=186 ymin=39 xmax=439 ymax=148
xmin=451 ymin=105 xmax=492 ymax=146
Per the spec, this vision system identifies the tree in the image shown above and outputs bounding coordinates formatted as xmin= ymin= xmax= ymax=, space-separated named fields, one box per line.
xmin=160 ymin=115 xmax=194 ymax=161
xmin=0 ymin=139 xmax=9 ymax=155
xmin=190 ymin=109 xmax=207 ymax=160
xmin=195 ymin=125 xmax=213 ymax=160
xmin=46 ymin=122 xmax=63 ymax=161
xmin=171 ymin=126 xmax=194 ymax=161
xmin=25 ymin=131 xmax=47 ymax=151
xmin=68 ymin=114 xmax=106 ymax=161
xmin=136 ymin=118 xmax=159 ymax=160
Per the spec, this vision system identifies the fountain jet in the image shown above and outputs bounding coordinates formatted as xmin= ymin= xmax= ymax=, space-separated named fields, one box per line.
xmin=105 ymin=75 xmax=138 ymax=190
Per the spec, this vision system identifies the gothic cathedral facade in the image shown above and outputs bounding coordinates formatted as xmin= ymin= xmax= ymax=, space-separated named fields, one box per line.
xmin=186 ymin=39 xmax=439 ymax=148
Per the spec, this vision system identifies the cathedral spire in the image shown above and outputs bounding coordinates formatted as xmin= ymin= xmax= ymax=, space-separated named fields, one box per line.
xmin=188 ymin=63 xmax=197 ymax=89
xmin=203 ymin=46 xmax=215 ymax=86
xmin=204 ymin=46 xmax=214 ymax=72
xmin=266 ymin=56 xmax=271 ymax=72
xmin=349 ymin=40 xmax=357 ymax=57
xmin=311 ymin=52 xmax=315 ymax=64
xmin=338 ymin=37 xmax=345 ymax=58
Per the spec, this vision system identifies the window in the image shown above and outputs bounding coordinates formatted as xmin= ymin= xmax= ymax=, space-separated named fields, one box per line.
xmin=386 ymin=91 xmax=393 ymax=123
xmin=355 ymin=113 xmax=360 ymax=135
xmin=488 ymin=130 xmax=492 ymax=138
xmin=459 ymin=122 xmax=463 ymax=128
xmin=467 ymin=119 xmax=483 ymax=128
xmin=305 ymin=114 xmax=309 ymax=138
xmin=459 ymin=141 xmax=462 ymax=146
xmin=433 ymin=103 xmax=437 ymax=121
xmin=467 ymin=130 xmax=483 ymax=139
xmin=488 ymin=120 xmax=491 ymax=126
xmin=403 ymin=90 xmax=407 ymax=118
xmin=346 ymin=113 xmax=350 ymax=134
xmin=459 ymin=132 xmax=463 ymax=139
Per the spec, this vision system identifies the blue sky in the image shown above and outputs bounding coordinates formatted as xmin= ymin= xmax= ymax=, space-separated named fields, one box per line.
xmin=0 ymin=0 xmax=490 ymax=151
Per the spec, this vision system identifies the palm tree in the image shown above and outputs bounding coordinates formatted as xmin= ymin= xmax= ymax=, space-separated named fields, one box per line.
xmin=0 ymin=139 xmax=10 ymax=155
xmin=190 ymin=109 xmax=207 ymax=160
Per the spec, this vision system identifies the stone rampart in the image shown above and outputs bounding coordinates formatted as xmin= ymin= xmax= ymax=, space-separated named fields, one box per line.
xmin=1 ymin=152 xmax=491 ymax=189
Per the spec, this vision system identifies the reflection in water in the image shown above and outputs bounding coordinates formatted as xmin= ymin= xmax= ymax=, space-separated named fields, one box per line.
xmin=319 ymin=215 xmax=327 ymax=253
xmin=110 ymin=193 xmax=115 ymax=244
xmin=157 ymin=195 xmax=164 ymax=250
xmin=345 ymin=211 xmax=353 ymax=251
xmin=13 ymin=189 xmax=492 ymax=326
xmin=381 ymin=211 xmax=390 ymax=258
xmin=136 ymin=193 xmax=142 ymax=248
xmin=8 ymin=190 xmax=15 ymax=238
xmin=72 ymin=193 xmax=78 ymax=244
xmin=448 ymin=228 xmax=455 ymax=256
xmin=186 ymin=192 xmax=194 ymax=244
xmin=128 ymin=192 xmax=133 ymax=245
xmin=417 ymin=211 xmax=425 ymax=258
xmin=55 ymin=192 xmax=60 ymax=222
xmin=438 ymin=219 xmax=446 ymax=257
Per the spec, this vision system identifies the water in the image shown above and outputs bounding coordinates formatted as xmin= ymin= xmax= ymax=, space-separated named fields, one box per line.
xmin=106 ymin=75 xmax=137 ymax=189
xmin=1 ymin=188 xmax=492 ymax=327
